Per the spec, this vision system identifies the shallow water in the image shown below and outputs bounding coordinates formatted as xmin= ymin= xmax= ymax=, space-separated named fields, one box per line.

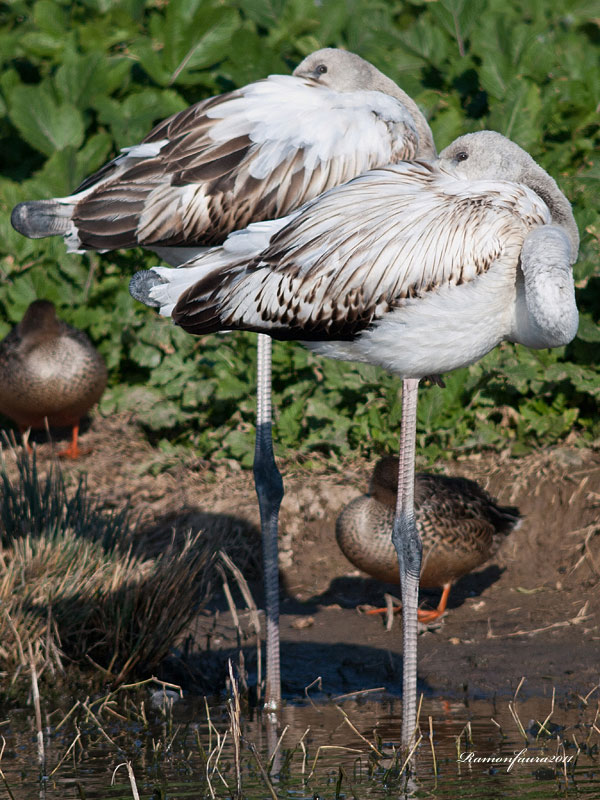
xmin=1 ymin=689 xmax=599 ymax=799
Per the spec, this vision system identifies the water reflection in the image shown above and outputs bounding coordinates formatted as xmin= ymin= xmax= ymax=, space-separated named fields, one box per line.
xmin=1 ymin=691 xmax=598 ymax=799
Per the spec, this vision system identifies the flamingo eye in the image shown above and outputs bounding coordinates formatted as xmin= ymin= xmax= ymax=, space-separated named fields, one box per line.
xmin=315 ymin=64 xmax=328 ymax=75
xmin=455 ymin=151 xmax=469 ymax=162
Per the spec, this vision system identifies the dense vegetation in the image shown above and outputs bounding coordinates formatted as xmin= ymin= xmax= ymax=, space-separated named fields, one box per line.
xmin=0 ymin=452 xmax=210 ymax=690
xmin=0 ymin=0 xmax=598 ymax=467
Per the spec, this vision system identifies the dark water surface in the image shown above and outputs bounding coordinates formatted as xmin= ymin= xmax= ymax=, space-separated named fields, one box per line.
xmin=1 ymin=690 xmax=599 ymax=799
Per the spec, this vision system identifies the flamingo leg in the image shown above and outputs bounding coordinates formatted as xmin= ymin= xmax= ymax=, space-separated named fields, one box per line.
xmin=58 ymin=422 xmax=81 ymax=459
xmin=391 ymin=377 xmax=422 ymax=751
xmin=253 ymin=333 xmax=284 ymax=711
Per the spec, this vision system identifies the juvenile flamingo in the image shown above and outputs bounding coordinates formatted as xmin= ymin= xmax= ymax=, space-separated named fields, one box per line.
xmin=130 ymin=131 xmax=579 ymax=746
xmin=11 ymin=48 xmax=436 ymax=710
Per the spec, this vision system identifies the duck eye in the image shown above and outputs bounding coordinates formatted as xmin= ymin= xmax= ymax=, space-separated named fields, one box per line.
xmin=455 ymin=151 xmax=469 ymax=162
xmin=315 ymin=64 xmax=328 ymax=75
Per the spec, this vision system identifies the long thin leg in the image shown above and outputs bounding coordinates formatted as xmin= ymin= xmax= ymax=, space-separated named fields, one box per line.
xmin=391 ymin=378 xmax=422 ymax=751
xmin=254 ymin=333 xmax=284 ymax=710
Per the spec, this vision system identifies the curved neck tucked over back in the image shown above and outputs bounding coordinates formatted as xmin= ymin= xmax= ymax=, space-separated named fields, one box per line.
xmin=294 ymin=48 xmax=437 ymax=160
xmin=523 ymin=165 xmax=579 ymax=260
xmin=364 ymin=69 xmax=436 ymax=160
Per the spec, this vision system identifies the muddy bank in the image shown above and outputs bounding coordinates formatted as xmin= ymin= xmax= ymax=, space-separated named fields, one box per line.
xmin=6 ymin=414 xmax=600 ymax=700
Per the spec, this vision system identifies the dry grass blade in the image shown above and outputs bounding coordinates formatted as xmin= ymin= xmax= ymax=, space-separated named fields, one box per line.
xmin=112 ymin=762 xmax=140 ymax=800
xmin=268 ymin=723 xmax=289 ymax=773
xmin=299 ymin=727 xmax=310 ymax=775
xmin=508 ymin=677 xmax=528 ymax=743
xmin=227 ymin=661 xmax=243 ymax=800
xmin=414 ymin=693 xmax=425 ymax=744
xmin=0 ymin=736 xmax=17 ymax=800
xmin=331 ymin=687 xmax=385 ymax=702
xmin=397 ymin=734 xmax=423 ymax=777
xmin=219 ymin=550 xmax=261 ymax=630
xmin=336 ymin=705 xmax=384 ymax=758
xmin=55 ymin=701 xmax=80 ymax=732
xmin=205 ymin=717 xmax=230 ymax=795
xmin=584 ymin=704 xmax=600 ymax=748
xmin=428 ymin=716 xmax=437 ymax=779
xmin=82 ymin=702 xmax=118 ymax=748
xmin=4 ymin=612 xmax=26 ymax=668
xmin=570 ymin=734 xmax=581 ymax=775
xmin=220 ymin=550 xmax=262 ymax=699
xmin=102 ymin=676 xmax=183 ymax=703
xmin=49 ymin=731 xmax=82 ymax=778
xmin=307 ymin=745 xmax=364 ymax=781
xmin=27 ymin=641 xmax=45 ymax=775
xmin=536 ymin=687 xmax=556 ymax=738
xmin=304 ymin=676 xmax=323 ymax=709
xmin=219 ymin=566 xmax=241 ymax=634
xmin=583 ymin=685 xmax=600 ymax=705
xmin=567 ymin=524 xmax=600 ymax=576
xmin=247 ymin=741 xmax=278 ymax=800
xmin=384 ymin=593 xmax=395 ymax=631
xmin=489 ymin=601 xmax=593 ymax=638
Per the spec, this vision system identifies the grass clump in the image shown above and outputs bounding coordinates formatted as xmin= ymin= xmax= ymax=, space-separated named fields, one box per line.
xmin=0 ymin=448 xmax=130 ymax=548
xmin=0 ymin=451 xmax=210 ymax=697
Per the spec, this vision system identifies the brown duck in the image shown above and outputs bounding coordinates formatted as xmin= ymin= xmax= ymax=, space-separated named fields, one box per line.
xmin=336 ymin=456 xmax=521 ymax=621
xmin=0 ymin=300 xmax=107 ymax=458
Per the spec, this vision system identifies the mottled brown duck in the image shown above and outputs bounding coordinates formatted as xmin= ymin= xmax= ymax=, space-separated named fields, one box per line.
xmin=336 ymin=456 xmax=522 ymax=622
xmin=0 ymin=300 xmax=107 ymax=458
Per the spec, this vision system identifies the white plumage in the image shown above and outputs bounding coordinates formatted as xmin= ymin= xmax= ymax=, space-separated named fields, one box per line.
xmin=139 ymin=132 xmax=578 ymax=369
xmin=11 ymin=49 xmax=434 ymax=256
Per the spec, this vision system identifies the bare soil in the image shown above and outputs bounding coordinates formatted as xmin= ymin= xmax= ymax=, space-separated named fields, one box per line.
xmin=9 ymin=414 xmax=600 ymax=701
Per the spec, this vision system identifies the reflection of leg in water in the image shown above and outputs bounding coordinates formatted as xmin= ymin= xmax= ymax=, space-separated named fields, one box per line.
xmin=266 ymin=710 xmax=281 ymax=776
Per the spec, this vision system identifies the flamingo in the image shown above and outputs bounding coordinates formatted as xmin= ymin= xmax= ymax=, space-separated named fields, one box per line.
xmin=129 ymin=130 xmax=579 ymax=747
xmin=10 ymin=48 xmax=436 ymax=711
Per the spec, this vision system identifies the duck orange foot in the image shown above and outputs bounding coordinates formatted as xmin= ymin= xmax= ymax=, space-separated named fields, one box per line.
xmin=365 ymin=582 xmax=451 ymax=622
xmin=57 ymin=424 xmax=91 ymax=459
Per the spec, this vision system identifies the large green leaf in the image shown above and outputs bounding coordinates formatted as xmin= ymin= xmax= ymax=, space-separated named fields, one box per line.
xmin=8 ymin=83 xmax=84 ymax=156
xmin=55 ymin=51 xmax=131 ymax=108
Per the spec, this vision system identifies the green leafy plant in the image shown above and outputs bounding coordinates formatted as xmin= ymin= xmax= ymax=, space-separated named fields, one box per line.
xmin=0 ymin=0 xmax=598 ymax=467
